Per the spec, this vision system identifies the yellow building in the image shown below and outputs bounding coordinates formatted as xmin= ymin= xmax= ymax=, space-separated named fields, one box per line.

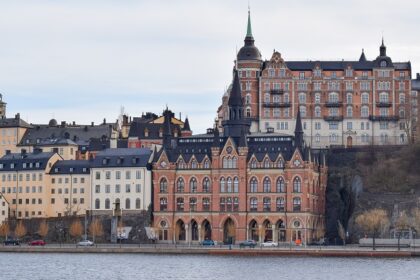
xmin=48 ymin=160 xmax=91 ymax=217
xmin=0 ymin=113 xmax=31 ymax=158
xmin=0 ymin=150 xmax=61 ymax=219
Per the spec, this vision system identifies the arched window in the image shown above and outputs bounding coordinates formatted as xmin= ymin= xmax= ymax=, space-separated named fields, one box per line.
xmin=228 ymin=157 xmax=233 ymax=168
xmin=361 ymin=93 xmax=369 ymax=104
xmin=293 ymin=197 xmax=301 ymax=211
xmin=191 ymin=160 xmax=198 ymax=169
xmin=190 ymin=178 xmax=197 ymax=193
xmin=347 ymin=106 xmax=353 ymax=117
xmin=246 ymin=107 xmax=251 ymax=117
xmin=293 ymin=177 xmax=301 ymax=193
xmin=227 ymin=177 xmax=233 ymax=193
xmin=361 ymin=106 xmax=369 ymax=117
xmin=202 ymin=197 xmax=210 ymax=211
xmin=329 ymin=92 xmax=339 ymax=102
xmin=399 ymin=108 xmax=405 ymax=118
xmin=226 ymin=197 xmax=232 ymax=211
xmin=264 ymin=159 xmax=270 ymax=168
xmin=250 ymin=159 xmax=257 ymax=168
xmin=263 ymin=177 xmax=271 ymax=192
xmin=232 ymin=157 xmax=237 ymax=168
xmin=250 ymin=197 xmax=258 ymax=211
xmin=203 ymin=177 xmax=210 ymax=193
xmin=298 ymin=92 xmax=306 ymax=103
xmin=160 ymin=178 xmax=168 ymax=193
xmin=314 ymin=93 xmax=321 ymax=104
xmin=276 ymin=197 xmax=285 ymax=211
xmin=203 ymin=160 xmax=210 ymax=169
xmin=220 ymin=177 xmax=226 ymax=193
xmin=399 ymin=93 xmax=405 ymax=104
xmin=176 ymin=178 xmax=185 ymax=193
xmin=277 ymin=159 xmax=284 ymax=168
xmin=220 ymin=197 xmax=226 ymax=212
xmin=160 ymin=198 xmax=167 ymax=211
xmin=263 ymin=197 xmax=271 ymax=212
xmin=347 ymin=93 xmax=353 ymax=104
xmin=314 ymin=106 xmax=321 ymax=118
xmin=250 ymin=177 xmax=258 ymax=192
xmin=276 ymin=177 xmax=285 ymax=193
xmin=315 ymin=134 xmax=321 ymax=143
xmin=135 ymin=198 xmax=141 ymax=209
xmin=95 ymin=199 xmax=100 ymax=209
xmin=379 ymin=92 xmax=389 ymax=103
xmin=222 ymin=157 xmax=228 ymax=168
xmin=189 ymin=197 xmax=197 ymax=211
xmin=177 ymin=159 xmax=185 ymax=169
xmin=176 ymin=198 xmax=184 ymax=211
xmin=233 ymin=177 xmax=239 ymax=193
xmin=105 ymin=198 xmax=110 ymax=209
xmin=300 ymin=105 xmax=307 ymax=117
xmin=125 ymin=198 xmax=131 ymax=209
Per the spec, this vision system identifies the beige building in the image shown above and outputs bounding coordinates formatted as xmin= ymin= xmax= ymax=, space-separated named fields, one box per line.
xmin=0 ymin=113 xmax=31 ymax=157
xmin=0 ymin=150 xmax=61 ymax=219
xmin=90 ymin=148 xmax=153 ymax=214
xmin=48 ymin=160 xmax=91 ymax=217
xmin=0 ymin=193 xmax=9 ymax=224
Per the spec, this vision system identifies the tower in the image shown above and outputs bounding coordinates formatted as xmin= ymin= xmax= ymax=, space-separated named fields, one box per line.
xmin=294 ymin=106 xmax=304 ymax=151
xmin=0 ymin=94 xmax=6 ymax=118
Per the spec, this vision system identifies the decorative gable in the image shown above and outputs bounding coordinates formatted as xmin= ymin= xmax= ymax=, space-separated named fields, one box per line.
xmin=290 ymin=148 xmax=304 ymax=168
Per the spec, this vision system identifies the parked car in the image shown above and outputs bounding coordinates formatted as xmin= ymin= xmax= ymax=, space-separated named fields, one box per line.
xmin=239 ymin=240 xmax=257 ymax=248
xmin=201 ymin=239 xmax=215 ymax=246
xmin=261 ymin=241 xmax=278 ymax=247
xmin=3 ymin=239 xmax=20 ymax=246
xmin=29 ymin=240 xmax=46 ymax=246
xmin=78 ymin=240 xmax=94 ymax=246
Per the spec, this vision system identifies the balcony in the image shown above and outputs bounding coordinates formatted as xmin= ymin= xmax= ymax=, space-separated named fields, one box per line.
xmin=270 ymin=89 xmax=284 ymax=95
xmin=262 ymin=102 xmax=291 ymax=108
xmin=323 ymin=115 xmax=344 ymax=122
xmin=369 ymin=115 xmax=399 ymax=122
xmin=325 ymin=101 xmax=343 ymax=107
xmin=376 ymin=101 xmax=392 ymax=107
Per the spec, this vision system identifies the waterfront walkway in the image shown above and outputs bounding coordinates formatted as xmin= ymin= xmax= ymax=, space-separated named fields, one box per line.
xmin=1 ymin=243 xmax=419 ymax=257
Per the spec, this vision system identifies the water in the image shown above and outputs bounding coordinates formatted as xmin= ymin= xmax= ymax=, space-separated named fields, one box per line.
xmin=0 ymin=253 xmax=418 ymax=280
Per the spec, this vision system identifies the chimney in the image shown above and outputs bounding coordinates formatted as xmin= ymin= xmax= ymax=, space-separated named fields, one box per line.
xmin=72 ymin=121 xmax=76 ymax=126
xmin=91 ymin=122 xmax=94 ymax=127
xmin=417 ymin=73 xmax=420 ymax=80
xmin=61 ymin=121 xmax=66 ymax=127
xmin=103 ymin=118 xmax=106 ymax=124
xmin=15 ymin=113 xmax=20 ymax=120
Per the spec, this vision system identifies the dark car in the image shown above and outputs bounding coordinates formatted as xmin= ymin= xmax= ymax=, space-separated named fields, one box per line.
xmin=201 ymin=239 xmax=215 ymax=246
xmin=29 ymin=240 xmax=46 ymax=246
xmin=239 ymin=240 xmax=257 ymax=248
xmin=3 ymin=239 xmax=20 ymax=246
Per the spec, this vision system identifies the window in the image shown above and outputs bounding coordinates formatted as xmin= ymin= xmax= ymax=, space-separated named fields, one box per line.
xmin=115 ymin=184 xmax=121 ymax=193
xmin=298 ymin=93 xmax=306 ymax=103
xmin=95 ymin=199 xmax=100 ymax=209
xmin=125 ymin=198 xmax=131 ymax=209
xmin=399 ymin=93 xmax=405 ymax=104
xmin=160 ymin=198 xmax=168 ymax=211
xmin=125 ymin=184 xmax=131 ymax=193
xmin=191 ymin=160 xmax=198 ymax=169
xmin=233 ymin=177 xmax=239 ymax=193
xmin=329 ymin=108 xmax=338 ymax=117
xmin=361 ymin=106 xmax=369 ymax=117
xmin=176 ymin=178 xmax=184 ymax=192
xmin=220 ymin=178 xmax=226 ymax=193
xmin=125 ymin=171 xmax=131 ymax=180
xmin=276 ymin=178 xmax=285 ymax=193
xmin=203 ymin=198 xmax=210 ymax=211
xmin=105 ymin=171 xmax=111 ymax=180
xmin=95 ymin=185 xmax=100 ymax=193
xmin=314 ymin=106 xmax=321 ymax=118
xmin=105 ymin=199 xmax=110 ymax=209
xmin=250 ymin=177 xmax=257 ymax=192
xmin=189 ymin=197 xmax=197 ymax=211
xmin=220 ymin=198 xmax=226 ymax=212
xmin=379 ymin=92 xmax=389 ymax=103
xmin=136 ymin=170 xmax=141 ymax=179
xmin=347 ymin=106 xmax=353 ymax=117
xmin=276 ymin=197 xmax=285 ymax=211
xmin=160 ymin=178 xmax=168 ymax=193
xmin=347 ymin=122 xmax=353 ymax=130
xmin=328 ymin=92 xmax=339 ymax=103
xmin=329 ymin=133 xmax=338 ymax=143
xmin=95 ymin=172 xmax=100 ymax=180
xmin=105 ymin=184 xmax=110 ymax=193
xmin=190 ymin=178 xmax=197 ymax=193
xmin=315 ymin=122 xmax=321 ymax=130
xmin=203 ymin=177 xmax=210 ymax=193
xmin=329 ymin=122 xmax=339 ymax=130
xmin=300 ymin=106 xmax=306 ymax=117
xmin=263 ymin=197 xmax=271 ymax=212
xmin=299 ymin=72 xmax=305 ymax=79
xmin=293 ymin=177 xmax=301 ymax=193
xmin=277 ymin=159 xmax=284 ymax=168
xmin=203 ymin=160 xmax=210 ymax=169
xmin=313 ymin=69 xmax=322 ymax=77
xmin=293 ymin=197 xmax=301 ymax=211
xmin=250 ymin=197 xmax=257 ymax=211
xmin=135 ymin=198 xmax=141 ymax=209
xmin=379 ymin=108 xmax=389 ymax=117
xmin=227 ymin=177 xmax=233 ymax=193
xmin=263 ymin=177 xmax=271 ymax=192
xmin=176 ymin=198 xmax=185 ymax=211
xmin=345 ymin=69 xmax=353 ymax=77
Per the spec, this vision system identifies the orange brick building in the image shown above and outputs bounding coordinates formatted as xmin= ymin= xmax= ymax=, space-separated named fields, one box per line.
xmin=152 ymin=71 xmax=327 ymax=245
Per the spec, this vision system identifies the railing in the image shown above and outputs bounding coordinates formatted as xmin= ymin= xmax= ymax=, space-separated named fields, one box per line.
xmin=368 ymin=115 xmax=399 ymax=122
xmin=262 ymin=102 xmax=291 ymax=108
xmin=323 ymin=116 xmax=344 ymax=122
xmin=376 ymin=102 xmax=392 ymax=107
xmin=270 ymin=89 xmax=284 ymax=95
xmin=325 ymin=101 xmax=343 ymax=107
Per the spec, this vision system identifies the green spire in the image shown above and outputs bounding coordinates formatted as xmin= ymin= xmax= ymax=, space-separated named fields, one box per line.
xmin=246 ymin=9 xmax=253 ymax=38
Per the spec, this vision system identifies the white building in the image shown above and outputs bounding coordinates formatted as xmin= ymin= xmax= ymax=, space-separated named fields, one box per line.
xmin=0 ymin=193 xmax=9 ymax=224
xmin=90 ymin=148 xmax=153 ymax=214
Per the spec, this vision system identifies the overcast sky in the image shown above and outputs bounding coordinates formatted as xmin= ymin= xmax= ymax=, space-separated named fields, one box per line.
xmin=1 ymin=0 xmax=419 ymax=133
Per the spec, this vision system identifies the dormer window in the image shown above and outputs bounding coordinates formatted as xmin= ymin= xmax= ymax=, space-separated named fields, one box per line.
xmin=0 ymin=164 xmax=3 ymax=169
xmin=10 ymin=163 xmax=15 ymax=169
xmin=132 ymin=157 xmax=137 ymax=164
xmin=144 ymin=129 xmax=149 ymax=137
xmin=82 ymin=168 xmax=87 ymax=172
xmin=54 ymin=168 xmax=59 ymax=173
xmin=23 ymin=163 xmax=27 ymax=168
xmin=380 ymin=60 xmax=387 ymax=67
xmin=35 ymin=162 xmax=40 ymax=168
xmin=159 ymin=129 xmax=163 ymax=138
xmin=69 ymin=168 xmax=74 ymax=173
xmin=102 ymin=159 xmax=107 ymax=165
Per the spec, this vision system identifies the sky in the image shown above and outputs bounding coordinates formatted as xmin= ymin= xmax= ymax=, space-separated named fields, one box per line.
xmin=1 ymin=0 xmax=419 ymax=133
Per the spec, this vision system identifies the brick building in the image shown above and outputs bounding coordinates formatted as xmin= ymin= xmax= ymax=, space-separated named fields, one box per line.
xmin=152 ymin=70 xmax=327 ymax=245
xmin=218 ymin=11 xmax=414 ymax=148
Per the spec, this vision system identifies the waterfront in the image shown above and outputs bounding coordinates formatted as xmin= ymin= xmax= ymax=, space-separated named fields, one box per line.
xmin=0 ymin=253 xmax=419 ymax=280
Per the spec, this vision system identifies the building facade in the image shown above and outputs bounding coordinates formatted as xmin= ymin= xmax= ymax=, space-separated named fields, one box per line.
xmin=218 ymin=12 xmax=413 ymax=148
xmin=153 ymin=71 xmax=327 ymax=245
xmin=90 ymin=148 xmax=153 ymax=215
xmin=0 ymin=113 xmax=31 ymax=157
xmin=411 ymin=73 xmax=420 ymax=140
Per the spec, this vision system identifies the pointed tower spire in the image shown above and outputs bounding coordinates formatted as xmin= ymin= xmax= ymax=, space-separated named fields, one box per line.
xmin=359 ymin=48 xmax=367 ymax=62
xmin=162 ymin=108 xmax=172 ymax=149
xmin=228 ymin=70 xmax=243 ymax=108
xmin=380 ymin=37 xmax=386 ymax=56
xmin=182 ymin=117 xmax=191 ymax=131
xmin=294 ymin=106 xmax=304 ymax=150
xmin=246 ymin=8 xmax=253 ymax=38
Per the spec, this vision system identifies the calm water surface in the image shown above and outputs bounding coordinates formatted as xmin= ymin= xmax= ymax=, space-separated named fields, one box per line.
xmin=0 ymin=253 xmax=418 ymax=280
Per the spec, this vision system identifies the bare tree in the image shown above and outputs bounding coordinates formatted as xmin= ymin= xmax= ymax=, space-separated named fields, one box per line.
xmin=38 ymin=220 xmax=49 ymax=240
xmin=355 ymin=208 xmax=390 ymax=250
xmin=69 ymin=220 xmax=83 ymax=242
xmin=89 ymin=219 xmax=103 ymax=243
xmin=0 ymin=222 xmax=10 ymax=240
xmin=15 ymin=221 xmax=27 ymax=240
xmin=337 ymin=220 xmax=346 ymax=246
xmin=395 ymin=211 xmax=411 ymax=250
xmin=412 ymin=208 xmax=420 ymax=237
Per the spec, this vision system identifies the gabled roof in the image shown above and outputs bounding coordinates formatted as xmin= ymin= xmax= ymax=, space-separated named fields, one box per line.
xmin=0 ymin=116 xmax=31 ymax=128
xmin=0 ymin=152 xmax=57 ymax=171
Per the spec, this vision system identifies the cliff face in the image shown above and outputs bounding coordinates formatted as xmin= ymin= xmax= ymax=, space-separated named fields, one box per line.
xmin=325 ymin=144 xmax=420 ymax=243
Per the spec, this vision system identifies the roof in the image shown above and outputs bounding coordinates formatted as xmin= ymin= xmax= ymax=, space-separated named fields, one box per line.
xmin=228 ymin=71 xmax=243 ymax=107
xmin=35 ymin=138 xmax=78 ymax=147
xmin=19 ymin=123 xmax=113 ymax=146
xmin=50 ymin=160 xmax=90 ymax=175
xmin=128 ymin=122 xmax=181 ymax=139
xmin=0 ymin=115 xmax=31 ymax=129
xmin=91 ymin=148 xmax=152 ymax=168
xmin=0 ymin=152 xmax=56 ymax=171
